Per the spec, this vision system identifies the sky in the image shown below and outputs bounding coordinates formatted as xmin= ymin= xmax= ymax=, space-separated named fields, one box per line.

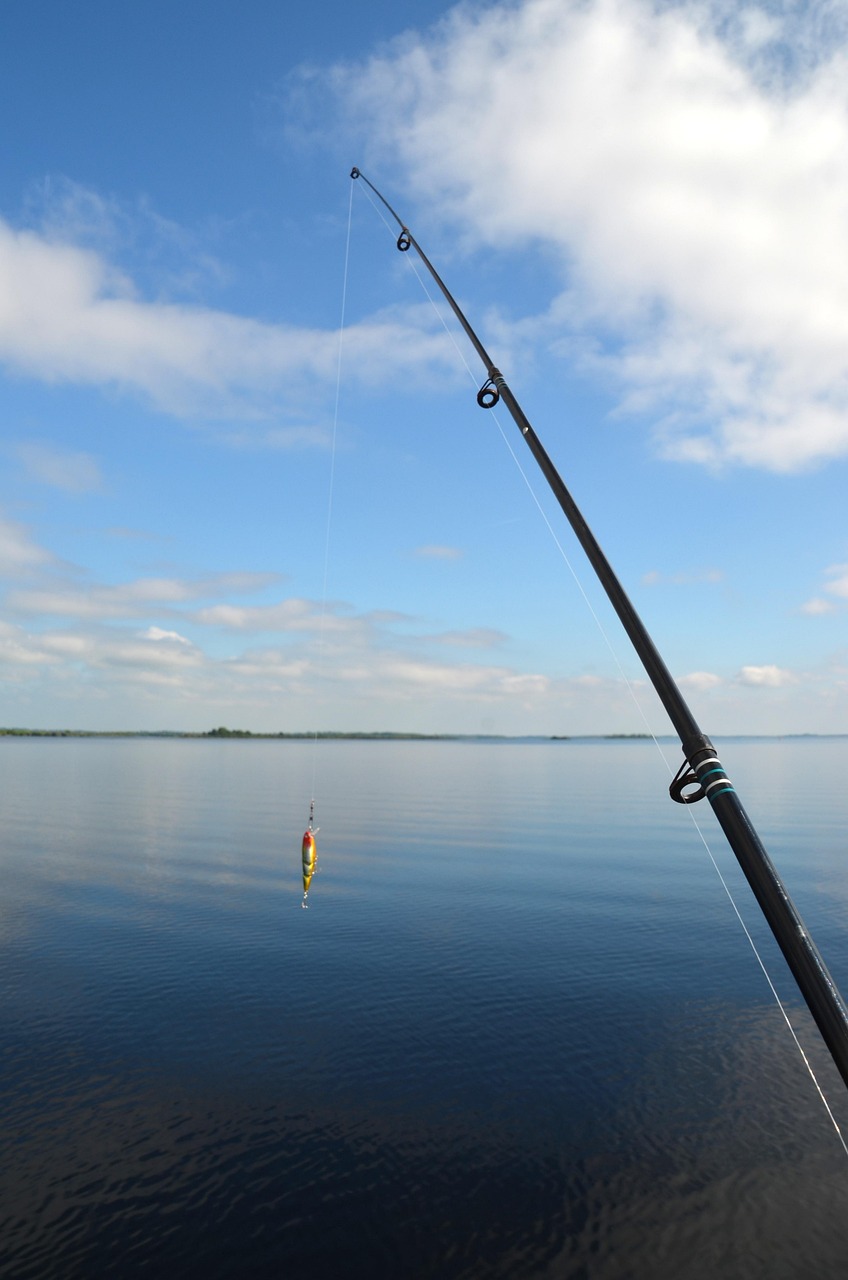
xmin=2 ymin=0 xmax=848 ymax=736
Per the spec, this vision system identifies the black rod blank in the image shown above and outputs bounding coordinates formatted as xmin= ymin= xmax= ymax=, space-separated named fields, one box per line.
xmin=351 ymin=166 xmax=848 ymax=1091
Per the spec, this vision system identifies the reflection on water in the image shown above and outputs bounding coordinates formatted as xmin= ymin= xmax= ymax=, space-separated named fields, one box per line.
xmin=2 ymin=737 xmax=848 ymax=1278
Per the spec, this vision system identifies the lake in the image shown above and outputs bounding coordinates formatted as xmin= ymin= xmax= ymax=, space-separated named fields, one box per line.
xmin=2 ymin=736 xmax=848 ymax=1278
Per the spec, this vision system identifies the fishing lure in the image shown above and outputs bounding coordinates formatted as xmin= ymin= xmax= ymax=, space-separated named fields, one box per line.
xmin=301 ymin=801 xmax=318 ymax=908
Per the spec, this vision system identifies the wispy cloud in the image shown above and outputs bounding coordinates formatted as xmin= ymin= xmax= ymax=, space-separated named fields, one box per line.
xmin=332 ymin=0 xmax=848 ymax=472
xmin=642 ymin=568 xmax=724 ymax=587
xmin=413 ymin=544 xmax=463 ymax=560
xmin=822 ymin=563 xmax=848 ymax=598
xmin=0 ymin=514 xmax=58 ymax=576
xmin=25 ymin=176 xmax=232 ymax=300
xmin=194 ymin=597 xmax=351 ymax=634
xmin=14 ymin=441 xmax=105 ymax=493
xmin=1 ymin=582 xmax=840 ymax=731
xmin=0 ymin=611 xmax=551 ymax=720
xmin=800 ymin=597 xmax=837 ymax=616
xmin=426 ymin=627 xmax=506 ymax=649
xmin=7 ymin=571 xmax=278 ymax=621
xmin=0 ymin=220 xmax=460 ymax=420
xmin=216 ymin=424 xmax=333 ymax=451
xmin=103 ymin=526 xmax=167 ymax=542
xmin=800 ymin=562 xmax=848 ymax=614
xmin=0 ymin=516 xmax=631 ymax=728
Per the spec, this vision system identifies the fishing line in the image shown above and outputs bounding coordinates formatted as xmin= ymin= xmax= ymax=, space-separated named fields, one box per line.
xmin=353 ymin=177 xmax=848 ymax=1149
xmin=687 ymin=807 xmax=848 ymax=1154
xmin=482 ymin=351 xmax=848 ymax=1149
xmin=433 ymin=323 xmax=848 ymax=1150
xmin=301 ymin=178 xmax=354 ymax=906
xmin=472 ymin=405 xmax=848 ymax=1147
xmin=312 ymin=177 xmax=354 ymax=750
xmin=356 ymin=180 xmax=692 ymax=737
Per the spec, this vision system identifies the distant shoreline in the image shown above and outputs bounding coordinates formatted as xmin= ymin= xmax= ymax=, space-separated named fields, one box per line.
xmin=1 ymin=728 xmax=845 ymax=742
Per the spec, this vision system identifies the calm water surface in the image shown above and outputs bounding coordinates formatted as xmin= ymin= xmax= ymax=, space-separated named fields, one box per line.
xmin=2 ymin=737 xmax=848 ymax=1278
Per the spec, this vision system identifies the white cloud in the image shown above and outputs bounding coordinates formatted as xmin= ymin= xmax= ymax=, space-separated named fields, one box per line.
xmin=800 ymin=597 xmax=837 ymax=616
xmin=0 ymin=619 xmax=57 ymax=668
xmin=3 ymin=597 xmax=846 ymax=731
xmin=337 ymin=0 xmax=848 ymax=471
xmin=0 ymin=514 xmax=57 ymax=576
xmin=737 ymin=663 xmax=796 ymax=687
xmin=39 ymin=633 xmax=88 ymax=656
xmin=373 ymin=656 xmax=519 ymax=694
xmin=678 ymin=670 xmax=723 ymax=691
xmin=194 ymin=597 xmax=347 ymax=633
xmin=800 ymin=562 xmax=848 ymax=613
xmin=7 ymin=571 xmax=277 ymax=621
xmin=0 ymin=221 xmax=460 ymax=418
xmin=0 ymin=609 xmax=555 ymax=721
xmin=143 ymin=626 xmax=193 ymax=645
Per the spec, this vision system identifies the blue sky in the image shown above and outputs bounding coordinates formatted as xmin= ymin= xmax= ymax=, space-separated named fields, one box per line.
xmin=2 ymin=0 xmax=848 ymax=735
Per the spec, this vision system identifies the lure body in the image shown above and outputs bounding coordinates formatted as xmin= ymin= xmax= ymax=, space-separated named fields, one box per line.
xmin=302 ymin=829 xmax=317 ymax=895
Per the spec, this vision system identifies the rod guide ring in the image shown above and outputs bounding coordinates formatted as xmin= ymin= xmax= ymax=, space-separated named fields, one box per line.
xmin=477 ymin=379 xmax=500 ymax=409
xmin=669 ymin=759 xmax=706 ymax=805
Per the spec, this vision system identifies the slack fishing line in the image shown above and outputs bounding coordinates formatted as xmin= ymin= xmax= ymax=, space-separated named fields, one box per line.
xmin=350 ymin=167 xmax=848 ymax=1138
xmin=301 ymin=178 xmax=354 ymax=908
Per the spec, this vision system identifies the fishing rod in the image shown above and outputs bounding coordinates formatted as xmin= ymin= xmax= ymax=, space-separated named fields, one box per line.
xmin=351 ymin=166 xmax=848 ymax=1092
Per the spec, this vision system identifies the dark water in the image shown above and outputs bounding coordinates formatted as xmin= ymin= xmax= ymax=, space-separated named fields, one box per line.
xmin=2 ymin=737 xmax=848 ymax=1278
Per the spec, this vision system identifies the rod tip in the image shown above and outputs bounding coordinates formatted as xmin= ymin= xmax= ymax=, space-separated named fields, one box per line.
xmin=350 ymin=167 xmax=360 ymax=180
